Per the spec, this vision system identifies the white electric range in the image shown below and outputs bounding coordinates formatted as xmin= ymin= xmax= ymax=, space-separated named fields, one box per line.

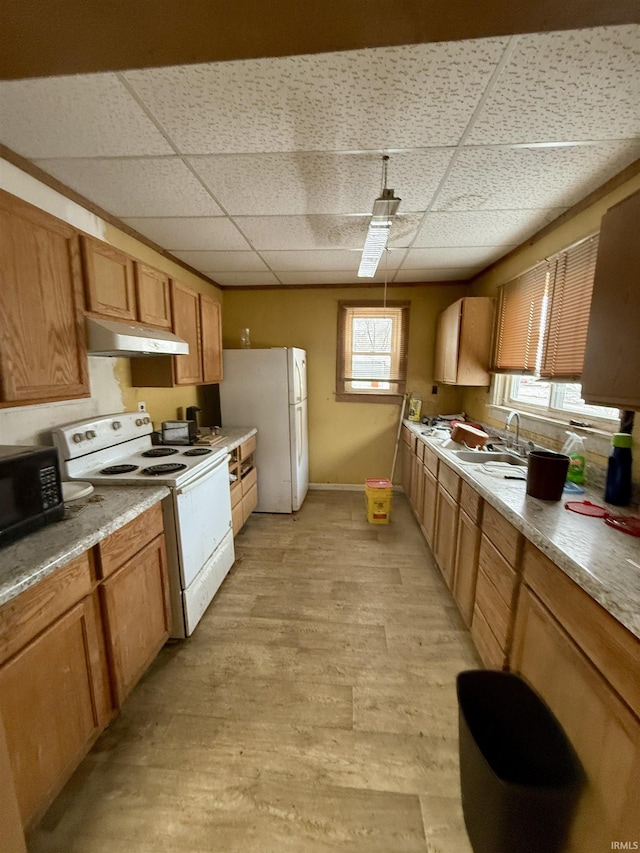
xmin=52 ymin=412 xmax=234 ymax=638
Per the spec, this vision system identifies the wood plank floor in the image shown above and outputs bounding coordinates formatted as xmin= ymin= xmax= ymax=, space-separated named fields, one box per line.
xmin=28 ymin=490 xmax=480 ymax=853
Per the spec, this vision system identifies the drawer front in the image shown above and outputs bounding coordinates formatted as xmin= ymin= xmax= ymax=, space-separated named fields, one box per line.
xmin=243 ymin=483 xmax=258 ymax=522
xmin=230 ymin=479 xmax=242 ymax=507
xmin=471 ymin=604 xmax=507 ymax=669
xmin=0 ymin=552 xmax=94 ymax=665
xmin=98 ymin=503 xmax=164 ymax=579
xmin=232 ymin=501 xmax=244 ymax=535
xmin=242 ymin=466 xmax=258 ymax=496
xmin=482 ymin=502 xmax=521 ymax=565
xmin=414 ymin=441 xmax=425 ymax=463
xmin=478 ymin=534 xmax=518 ymax=607
xmin=422 ymin=443 xmax=439 ymax=476
xmin=459 ymin=480 xmax=482 ymax=523
xmin=240 ymin=435 xmax=256 ymax=460
xmin=523 ymin=542 xmax=640 ymax=717
xmin=474 ymin=565 xmax=512 ymax=648
xmin=438 ymin=461 xmax=461 ymax=501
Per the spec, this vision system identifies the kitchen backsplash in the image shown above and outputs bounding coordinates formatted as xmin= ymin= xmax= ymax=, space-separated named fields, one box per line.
xmin=0 ymin=358 xmax=125 ymax=447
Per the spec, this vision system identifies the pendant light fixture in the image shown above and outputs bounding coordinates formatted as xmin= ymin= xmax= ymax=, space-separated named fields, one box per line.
xmin=358 ymin=155 xmax=401 ymax=278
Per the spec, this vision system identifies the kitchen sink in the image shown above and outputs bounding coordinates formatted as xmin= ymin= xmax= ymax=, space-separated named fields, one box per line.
xmin=452 ymin=451 xmax=527 ymax=467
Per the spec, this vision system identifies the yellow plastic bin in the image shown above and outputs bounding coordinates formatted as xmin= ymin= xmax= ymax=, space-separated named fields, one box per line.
xmin=365 ymin=478 xmax=393 ymax=524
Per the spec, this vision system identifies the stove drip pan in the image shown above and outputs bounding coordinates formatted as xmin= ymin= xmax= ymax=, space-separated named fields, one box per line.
xmin=142 ymin=463 xmax=188 ymax=475
xmin=100 ymin=464 xmax=139 ymax=475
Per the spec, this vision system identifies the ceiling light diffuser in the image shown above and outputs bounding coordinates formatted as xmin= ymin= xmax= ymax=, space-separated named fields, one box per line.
xmin=358 ymin=157 xmax=401 ymax=278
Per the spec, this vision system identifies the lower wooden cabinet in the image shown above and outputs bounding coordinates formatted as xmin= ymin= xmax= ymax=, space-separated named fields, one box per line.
xmin=0 ymin=501 xmax=170 ymax=839
xmin=433 ymin=462 xmax=461 ymax=588
xmin=230 ymin=435 xmax=258 ymax=536
xmin=512 ymin=582 xmax=640 ymax=850
xmin=100 ymin=534 xmax=170 ymax=706
xmin=0 ymin=592 xmax=109 ymax=828
xmin=421 ymin=463 xmax=438 ymax=548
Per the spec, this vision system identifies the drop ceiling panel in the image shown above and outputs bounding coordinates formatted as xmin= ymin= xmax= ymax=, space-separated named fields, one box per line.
xmin=207 ymin=271 xmax=280 ymax=287
xmin=261 ymin=250 xmax=400 ymax=272
xmin=413 ymin=208 xmax=566 ymax=247
xmin=32 ymin=157 xmax=223 ymax=217
xmin=467 ymin=26 xmax=640 ymax=145
xmin=0 ymin=74 xmax=173 ymax=158
xmin=395 ymin=268 xmax=482 ymax=282
xmin=121 ymin=216 xmax=251 ymax=250
xmin=124 ymin=38 xmax=508 ymax=155
xmin=404 ymin=246 xmax=512 ymax=268
xmin=172 ymin=250 xmax=268 ymax=272
xmin=434 ymin=141 xmax=640 ymax=211
xmin=277 ymin=270 xmax=399 ymax=285
xmin=188 ymin=149 xmax=454 ymax=216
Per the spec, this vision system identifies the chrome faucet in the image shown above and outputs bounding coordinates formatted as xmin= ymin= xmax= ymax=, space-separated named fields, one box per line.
xmin=505 ymin=411 xmax=520 ymax=449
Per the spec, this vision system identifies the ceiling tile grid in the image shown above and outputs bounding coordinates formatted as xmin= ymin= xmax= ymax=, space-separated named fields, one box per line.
xmin=466 ymin=26 xmax=640 ymax=145
xmin=0 ymin=23 xmax=637 ymax=287
xmin=0 ymin=73 xmax=173 ymax=158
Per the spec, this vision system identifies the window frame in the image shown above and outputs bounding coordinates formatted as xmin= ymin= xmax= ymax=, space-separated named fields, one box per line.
xmin=335 ymin=300 xmax=410 ymax=403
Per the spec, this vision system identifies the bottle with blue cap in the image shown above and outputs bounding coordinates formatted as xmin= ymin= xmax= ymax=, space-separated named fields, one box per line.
xmin=604 ymin=432 xmax=633 ymax=506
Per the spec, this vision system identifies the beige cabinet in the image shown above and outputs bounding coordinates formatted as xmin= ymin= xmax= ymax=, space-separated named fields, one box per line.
xmin=0 ymin=190 xmax=89 ymax=407
xmin=434 ymin=296 xmax=495 ymax=386
xmin=453 ymin=481 xmax=483 ymax=627
xmin=512 ymin=543 xmax=640 ymax=850
xmin=0 ymin=553 xmax=110 ymax=829
xmin=81 ymin=236 xmax=137 ymax=321
xmin=130 ymin=281 xmax=223 ymax=387
xmin=433 ymin=461 xmax=461 ymax=587
xmin=581 ymin=189 xmax=640 ymax=410
xmin=135 ymin=262 xmax=172 ymax=329
xmin=230 ymin=435 xmax=258 ymax=536
xmin=97 ymin=503 xmax=171 ymax=706
xmin=400 ymin=425 xmax=414 ymax=498
xmin=410 ymin=441 xmax=425 ymax=522
xmin=471 ymin=502 xmax=523 ymax=668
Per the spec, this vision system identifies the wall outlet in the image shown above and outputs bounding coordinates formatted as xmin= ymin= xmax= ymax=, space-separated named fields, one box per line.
xmin=137 ymin=401 xmax=146 ymax=412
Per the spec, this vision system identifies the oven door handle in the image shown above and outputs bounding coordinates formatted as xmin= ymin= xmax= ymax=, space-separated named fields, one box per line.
xmin=175 ymin=453 xmax=230 ymax=496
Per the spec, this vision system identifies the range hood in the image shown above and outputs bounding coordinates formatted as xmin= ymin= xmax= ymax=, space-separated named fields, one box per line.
xmin=86 ymin=318 xmax=190 ymax=357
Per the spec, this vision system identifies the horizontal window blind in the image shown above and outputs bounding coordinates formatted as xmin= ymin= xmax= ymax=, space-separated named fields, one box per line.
xmin=540 ymin=234 xmax=599 ymax=380
xmin=493 ymin=264 xmax=549 ymax=373
xmin=336 ymin=301 xmax=409 ymax=398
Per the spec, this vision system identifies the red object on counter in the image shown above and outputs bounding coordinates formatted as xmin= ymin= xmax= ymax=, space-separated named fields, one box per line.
xmin=604 ymin=515 xmax=640 ymax=536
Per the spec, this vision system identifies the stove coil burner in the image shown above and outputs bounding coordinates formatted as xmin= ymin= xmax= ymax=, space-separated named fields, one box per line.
xmin=100 ymin=464 xmax=139 ymax=475
xmin=141 ymin=448 xmax=179 ymax=457
xmin=142 ymin=463 xmax=188 ymax=475
xmin=183 ymin=447 xmax=212 ymax=456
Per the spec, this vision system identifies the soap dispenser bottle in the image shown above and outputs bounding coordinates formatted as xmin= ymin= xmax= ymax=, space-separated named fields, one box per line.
xmin=604 ymin=432 xmax=633 ymax=506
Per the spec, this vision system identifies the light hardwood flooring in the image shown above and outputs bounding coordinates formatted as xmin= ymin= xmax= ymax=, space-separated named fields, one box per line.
xmin=28 ymin=490 xmax=480 ymax=853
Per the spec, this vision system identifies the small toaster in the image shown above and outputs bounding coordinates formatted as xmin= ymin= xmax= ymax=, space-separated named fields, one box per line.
xmin=161 ymin=420 xmax=197 ymax=445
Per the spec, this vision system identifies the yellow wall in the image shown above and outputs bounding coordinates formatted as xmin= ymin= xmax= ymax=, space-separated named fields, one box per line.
xmin=101 ymin=222 xmax=225 ymax=428
xmin=462 ymin=172 xmax=640 ymax=475
xmin=221 ymin=284 xmax=468 ymax=484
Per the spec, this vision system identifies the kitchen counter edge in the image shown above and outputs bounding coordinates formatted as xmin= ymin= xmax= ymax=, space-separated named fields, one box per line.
xmin=404 ymin=420 xmax=640 ymax=640
xmin=0 ymin=485 xmax=170 ymax=608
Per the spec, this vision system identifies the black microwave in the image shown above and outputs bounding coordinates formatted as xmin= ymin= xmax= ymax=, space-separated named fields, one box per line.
xmin=0 ymin=445 xmax=65 ymax=548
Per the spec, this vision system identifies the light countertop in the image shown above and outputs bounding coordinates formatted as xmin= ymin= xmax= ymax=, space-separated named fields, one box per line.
xmin=0 ymin=485 xmax=169 ymax=608
xmin=404 ymin=420 xmax=640 ymax=640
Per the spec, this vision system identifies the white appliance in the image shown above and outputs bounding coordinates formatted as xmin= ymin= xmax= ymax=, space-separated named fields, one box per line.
xmin=220 ymin=347 xmax=308 ymax=513
xmin=52 ymin=413 xmax=234 ymax=638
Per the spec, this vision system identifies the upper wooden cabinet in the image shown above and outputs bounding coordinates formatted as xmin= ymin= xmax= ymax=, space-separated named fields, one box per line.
xmin=130 ymin=280 xmax=223 ymax=387
xmin=82 ymin=237 xmax=173 ymax=330
xmin=135 ymin=262 xmax=172 ymax=329
xmin=0 ymin=191 xmax=89 ymax=407
xmin=581 ymin=189 xmax=640 ymax=410
xmin=434 ymin=296 xmax=495 ymax=386
xmin=81 ymin=236 xmax=137 ymax=321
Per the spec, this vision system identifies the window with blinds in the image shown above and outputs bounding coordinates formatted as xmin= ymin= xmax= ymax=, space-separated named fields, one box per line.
xmin=336 ymin=301 xmax=409 ymax=401
xmin=493 ymin=233 xmax=599 ymax=380
xmin=540 ymin=234 xmax=599 ymax=380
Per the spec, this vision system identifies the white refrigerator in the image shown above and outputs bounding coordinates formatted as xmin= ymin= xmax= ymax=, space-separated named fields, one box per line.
xmin=220 ymin=347 xmax=309 ymax=513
